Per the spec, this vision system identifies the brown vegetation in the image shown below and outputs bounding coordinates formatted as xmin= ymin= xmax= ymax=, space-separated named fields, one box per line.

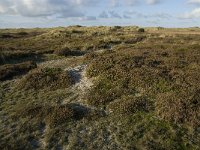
xmin=0 ymin=61 xmax=37 ymax=81
xmin=156 ymin=90 xmax=200 ymax=128
xmin=107 ymin=95 xmax=153 ymax=114
xmin=18 ymin=67 xmax=75 ymax=90
xmin=1 ymin=26 xmax=200 ymax=149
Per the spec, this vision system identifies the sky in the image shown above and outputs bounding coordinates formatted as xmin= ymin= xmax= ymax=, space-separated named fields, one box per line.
xmin=0 ymin=0 xmax=200 ymax=28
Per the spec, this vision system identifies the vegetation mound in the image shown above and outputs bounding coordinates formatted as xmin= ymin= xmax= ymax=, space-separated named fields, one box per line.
xmin=54 ymin=47 xmax=84 ymax=57
xmin=18 ymin=103 xmax=88 ymax=127
xmin=1 ymin=27 xmax=200 ymax=149
xmin=107 ymin=95 xmax=153 ymax=114
xmin=85 ymin=48 xmax=200 ymax=129
xmin=0 ymin=61 xmax=37 ymax=81
xmin=156 ymin=90 xmax=200 ymax=128
xmin=137 ymin=28 xmax=145 ymax=33
xmin=18 ymin=67 xmax=75 ymax=90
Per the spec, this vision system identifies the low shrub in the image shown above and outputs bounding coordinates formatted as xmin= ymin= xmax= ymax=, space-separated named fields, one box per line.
xmin=54 ymin=47 xmax=71 ymax=56
xmin=110 ymin=26 xmax=122 ymax=31
xmin=18 ymin=103 xmax=89 ymax=127
xmin=18 ymin=67 xmax=75 ymax=90
xmin=137 ymin=28 xmax=145 ymax=33
xmin=18 ymin=32 xmax=28 ymax=36
xmin=107 ymin=95 xmax=153 ymax=114
xmin=0 ymin=51 xmax=38 ymax=65
xmin=71 ymin=29 xmax=84 ymax=34
xmin=0 ymin=33 xmax=13 ymax=38
xmin=155 ymin=90 xmax=200 ymax=128
xmin=45 ymin=105 xmax=75 ymax=127
xmin=54 ymin=47 xmax=84 ymax=57
xmin=87 ymin=83 xmax=122 ymax=107
xmin=124 ymin=36 xmax=146 ymax=44
xmin=0 ymin=52 xmax=5 ymax=64
xmin=0 ymin=61 xmax=37 ymax=81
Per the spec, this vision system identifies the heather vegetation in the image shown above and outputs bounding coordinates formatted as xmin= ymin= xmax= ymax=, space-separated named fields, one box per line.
xmin=0 ymin=26 xmax=200 ymax=149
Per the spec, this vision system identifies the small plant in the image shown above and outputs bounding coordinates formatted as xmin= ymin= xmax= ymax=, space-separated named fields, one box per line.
xmin=54 ymin=47 xmax=71 ymax=56
xmin=137 ymin=28 xmax=145 ymax=33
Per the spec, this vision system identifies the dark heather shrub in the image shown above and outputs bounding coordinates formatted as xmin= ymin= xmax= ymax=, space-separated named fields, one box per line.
xmin=0 ymin=61 xmax=37 ymax=81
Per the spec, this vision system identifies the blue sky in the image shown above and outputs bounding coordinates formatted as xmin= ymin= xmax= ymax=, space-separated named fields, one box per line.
xmin=0 ymin=0 xmax=200 ymax=28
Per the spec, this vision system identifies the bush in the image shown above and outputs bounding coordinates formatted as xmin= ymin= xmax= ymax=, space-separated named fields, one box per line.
xmin=18 ymin=67 xmax=75 ymax=90
xmin=0 ymin=52 xmax=5 ymax=64
xmin=0 ymin=61 xmax=37 ymax=81
xmin=87 ymin=83 xmax=123 ymax=107
xmin=45 ymin=105 xmax=75 ymax=127
xmin=0 ymin=33 xmax=13 ymax=38
xmin=18 ymin=32 xmax=28 ymax=36
xmin=18 ymin=103 xmax=89 ymax=127
xmin=0 ymin=51 xmax=38 ymax=65
xmin=111 ymin=26 xmax=122 ymax=31
xmin=54 ymin=47 xmax=84 ymax=57
xmin=124 ymin=36 xmax=146 ymax=44
xmin=54 ymin=47 xmax=71 ymax=56
xmin=107 ymin=95 xmax=153 ymax=114
xmin=137 ymin=28 xmax=145 ymax=33
xmin=155 ymin=90 xmax=200 ymax=128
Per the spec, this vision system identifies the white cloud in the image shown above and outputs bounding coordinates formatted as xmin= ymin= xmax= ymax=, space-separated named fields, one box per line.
xmin=124 ymin=0 xmax=139 ymax=6
xmin=146 ymin=0 xmax=161 ymax=5
xmin=182 ymin=8 xmax=200 ymax=18
xmin=188 ymin=0 xmax=200 ymax=4
xmin=0 ymin=0 xmax=99 ymax=18
xmin=109 ymin=0 xmax=161 ymax=7
xmin=0 ymin=0 xmax=163 ymax=19
xmin=124 ymin=10 xmax=170 ymax=19
xmin=79 ymin=16 xmax=97 ymax=21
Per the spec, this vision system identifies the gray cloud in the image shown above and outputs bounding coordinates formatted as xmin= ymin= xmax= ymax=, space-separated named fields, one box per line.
xmin=0 ymin=0 xmax=164 ymax=19
xmin=109 ymin=0 xmax=162 ymax=6
xmin=109 ymin=11 xmax=122 ymax=19
xmin=80 ymin=16 xmax=97 ymax=21
xmin=0 ymin=0 xmax=99 ymax=18
xmin=99 ymin=11 xmax=109 ymax=18
xmin=188 ymin=0 xmax=200 ymax=4
xmin=123 ymin=14 xmax=132 ymax=19
xmin=124 ymin=10 xmax=171 ymax=19
xmin=124 ymin=0 xmax=139 ymax=6
xmin=146 ymin=0 xmax=161 ymax=5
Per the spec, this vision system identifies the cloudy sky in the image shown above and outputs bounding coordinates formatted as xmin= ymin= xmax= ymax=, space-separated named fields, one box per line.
xmin=0 ymin=0 xmax=200 ymax=28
